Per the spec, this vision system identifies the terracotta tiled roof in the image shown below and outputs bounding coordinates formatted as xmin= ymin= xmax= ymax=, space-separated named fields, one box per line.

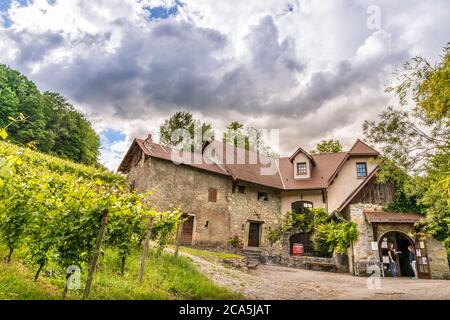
xmin=280 ymin=152 xmax=348 ymax=189
xmin=364 ymin=211 xmax=424 ymax=224
xmin=118 ymin=139 xmax=230 ymax=177
xmin=349 ymin=139 xmax=379 ymax=156
xmin=118 ymin=138 xmax=379 ymax=191
xmin=203 ymin=140 xmax=285 ymax=189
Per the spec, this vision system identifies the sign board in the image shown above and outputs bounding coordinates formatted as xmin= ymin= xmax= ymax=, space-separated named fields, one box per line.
xmin=292 ymin=243 xmax=304 ymax=256
xmin=371 ymin=241 xmax=378 ymax=251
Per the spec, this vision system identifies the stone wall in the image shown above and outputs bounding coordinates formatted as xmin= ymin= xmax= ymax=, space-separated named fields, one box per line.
xmin=261 ymin=226 xmax=348 ymax=273
xmin=227 ymin=181 xmax=282 ymax=248
xmin=347 ymin=203 xmax=450 ymax=279
xmin=423 ymin=238 xmax=450 ymax=279
xmin=280 ymin=190 xmax=326 ymax=214
xmin=263 ymin=254 xmax=336 ymax=271
xmin=126 ymin=155 xmax=282 ymax=249
xmin=346 ymin=203 xmax=384 ymax=276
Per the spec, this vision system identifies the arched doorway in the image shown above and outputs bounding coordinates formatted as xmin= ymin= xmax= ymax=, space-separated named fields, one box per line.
xmin=378 ymin=231 xmax=415 ymax=277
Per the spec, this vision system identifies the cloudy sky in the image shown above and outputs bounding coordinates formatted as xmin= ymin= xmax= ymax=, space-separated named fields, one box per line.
xmin=0 ymin=0 xmax=448 ymax=170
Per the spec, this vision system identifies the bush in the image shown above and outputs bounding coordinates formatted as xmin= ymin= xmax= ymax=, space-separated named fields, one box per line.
xmin=268 ymin=208 xmax=328 ymax=245
xmin=312 ymin=220 xmax=358 ymax=257
xmin=227 ymin=235 xmax=243 ymax=252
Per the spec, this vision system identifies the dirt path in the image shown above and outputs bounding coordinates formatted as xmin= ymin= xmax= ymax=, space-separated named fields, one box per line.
xmin=179 ymin=251 xmax=450 ymax=300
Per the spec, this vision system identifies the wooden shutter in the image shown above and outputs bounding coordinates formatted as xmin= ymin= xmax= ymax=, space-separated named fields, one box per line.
xmin=208 ymin=188 xmax=217 ymax=202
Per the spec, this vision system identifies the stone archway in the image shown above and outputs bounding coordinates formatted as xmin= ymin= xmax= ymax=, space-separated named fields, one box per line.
xmin=289 ymin=232 xmax=314 ymax=256
xmin=378 ymin=231 xmax=415 ymax=277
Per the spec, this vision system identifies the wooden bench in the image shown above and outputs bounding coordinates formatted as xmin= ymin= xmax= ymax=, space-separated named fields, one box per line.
xmin=304 ymin=261 xmax=337 ymax=272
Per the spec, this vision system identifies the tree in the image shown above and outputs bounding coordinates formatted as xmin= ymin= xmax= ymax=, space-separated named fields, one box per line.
xmin=159 ymin=111 xmax=214 ymax=152
xmin=0 ymin=65 xmax=100 ymax=165
xmin=310 ymin=139 xmax=343 ymax=154
xmin=363 ymin=44 xmax=449 ymax=250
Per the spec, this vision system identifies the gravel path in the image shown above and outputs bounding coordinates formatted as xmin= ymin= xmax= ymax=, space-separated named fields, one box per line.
xmin=179 ymin=251 xmax=450 ymax=300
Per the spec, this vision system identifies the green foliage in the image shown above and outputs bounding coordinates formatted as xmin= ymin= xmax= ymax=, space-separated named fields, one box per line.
xmin=150 ymin=208 xmax=182 ymax=256
xmin=310 ymin=139 xmax=343 ymax=154
xmin=363 ymin=44 xmax=450 ymax=256
xmin=375 ymin=157 xmax=425 ymax=214
xmin=159 ymin=111 xmax=214 ymax=152
xmin=227 ymin=235 xmax=243 ymax=251
xmin=222 ymin=121 xmax=278 ymax=157
xmin=387 ymin=43 xmax=449 ymax=122
xmin=312 ymin=219 xmax=358 ymax=256
xmin=0 ymin=65 xmax=100 ymax=165
xmin=267 ymin=208 xmax=356 ymax=257
xmin=0 ymin=247 xmax=241 ymax=300
xmin=267 ymin=208 xmax=328 ymax=245
xmin=0 ymin=138 xmax=181 ymax=287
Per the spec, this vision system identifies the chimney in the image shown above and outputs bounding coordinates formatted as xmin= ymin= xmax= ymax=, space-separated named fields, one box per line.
xmin=143 ymin=133 xmax=153 ymax=150
xmin=145 ymin=133 xmax=153 ymax=144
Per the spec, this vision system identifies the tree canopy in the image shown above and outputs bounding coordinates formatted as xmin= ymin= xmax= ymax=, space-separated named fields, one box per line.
xmin=310 ymin=139 xmax=343 ymax=154
xmin=159 ymin=111 xmax=214 ymax=152
xmin=363 ymin=44 xmax=449 ymax=250
xmin=0 ymin=64 xmax=100 ymax=165
xmin=222 ymin=121 xmax=277 ymax=157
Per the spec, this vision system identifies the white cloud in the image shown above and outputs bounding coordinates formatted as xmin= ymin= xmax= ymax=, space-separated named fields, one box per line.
xmin=0 ymin=0 xmax=448 ymax=170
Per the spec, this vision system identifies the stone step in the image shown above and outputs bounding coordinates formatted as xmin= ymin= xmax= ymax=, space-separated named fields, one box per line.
xmin=241 ymin=249 xmax=263 ymax=266
xmin=247 ymin=261 xmax=260 ymax=270
xmin=242 ymin=251 xmax=262 ymax=255
xmin=243 ymin=253 xmax=262 ymax=258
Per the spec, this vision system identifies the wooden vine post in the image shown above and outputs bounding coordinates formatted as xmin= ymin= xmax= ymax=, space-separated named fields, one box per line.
xmin=173 ymin=221 xmax=182 ymax=258
xmin=138 ymin=216 xmax=154 ymax=285
xmin=82 ymin=211 xmax=109 ymax=300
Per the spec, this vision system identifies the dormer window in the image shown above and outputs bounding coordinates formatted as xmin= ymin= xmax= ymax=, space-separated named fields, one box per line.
xmin=296 ymin=162 xmax=307 ymax=175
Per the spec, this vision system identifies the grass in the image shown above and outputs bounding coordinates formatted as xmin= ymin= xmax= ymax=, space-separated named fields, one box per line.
xmin=177 ymin=246 xmax=242 ymax=263
xmin=0 ymin=247 xmax=243 ymax=300
xmin=0 ymin=261 xmax=60 ymax=300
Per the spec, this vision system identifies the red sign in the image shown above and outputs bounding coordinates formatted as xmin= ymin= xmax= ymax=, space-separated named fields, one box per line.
xmin=292 ymin=243 xmax=304 ymax=256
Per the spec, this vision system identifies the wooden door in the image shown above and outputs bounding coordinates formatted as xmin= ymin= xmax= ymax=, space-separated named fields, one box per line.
xmin=415 ymin=238 xmax=431 ymax=279
xmin=248 ymin=222 xmax=260 ymax=247
xmin=181 ymin=215 xmax=194 ymax=246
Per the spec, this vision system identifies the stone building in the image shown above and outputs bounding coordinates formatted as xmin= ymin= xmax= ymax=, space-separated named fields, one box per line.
xmin=118 ymin=135 xmax=449 ymax=279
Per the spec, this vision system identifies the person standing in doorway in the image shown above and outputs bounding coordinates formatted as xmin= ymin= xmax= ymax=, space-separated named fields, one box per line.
xmin=388 ymin=243 xmax=401 ymax=278
xmin=408 ymin=245 xmax=418 ymax=279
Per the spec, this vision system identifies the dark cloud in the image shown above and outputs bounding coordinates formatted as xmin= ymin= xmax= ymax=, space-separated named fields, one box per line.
xmin=8 ymin=30 xmax=64 ymax=64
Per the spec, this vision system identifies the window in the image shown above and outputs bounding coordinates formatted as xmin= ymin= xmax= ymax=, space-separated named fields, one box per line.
xmin=291 ymin=201 xmax=313 ymax=215
xmin=356 ymin=162 xmax=368 ymax=178
xmin=257 ymin=192 xmax=268 ymax=201
xmin=208 ymin=188 xmax=217 ymax=202
xmin=238 ymin=185 xmax=246 ymax=194
xmin=296 ymin=162 xmax=307 ymax=175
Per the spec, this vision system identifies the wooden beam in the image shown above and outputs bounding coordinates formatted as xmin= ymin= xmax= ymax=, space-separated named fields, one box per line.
xmin=372 ymin=223 xmax=378 ymax=241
